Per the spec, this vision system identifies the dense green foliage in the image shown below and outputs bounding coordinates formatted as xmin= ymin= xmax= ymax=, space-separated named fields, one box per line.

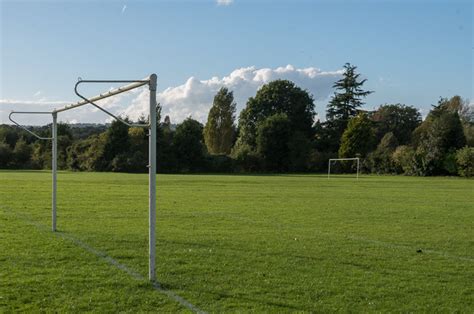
xmin=233 ymin=79 xmax=315 ymax=172
xmin=1 ymin=171 xmax=473 ymax=311
xmin=366 ymin=132 xmax=399 ymax=174
xmin=338 ymin=113 xmax=375 ymax=158
xmin=173 ymin=118 xmax=206 ymax=172
xmin=455 ymin=146 xmax=474 ymax=177
xmin=1 ymin=64 xmax=472 ymax=175
xmin=234 ymin=79 xmax=315 ymax=150
xmin=203 ymin=87 xmax=236 ymax=155
xmin=411 ymin=99 xmax=467 ymax=176
xmin=320 ymin=63 xmax=373 ymax=152
xmin=372 ymin=104 xmax=421 ymax=144
xmin=256 ymin=113 xmax=292 ymax=171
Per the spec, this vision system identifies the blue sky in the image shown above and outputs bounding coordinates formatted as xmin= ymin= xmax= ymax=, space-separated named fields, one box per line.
xmin=0 ymin=0 xmax=472 ymax=125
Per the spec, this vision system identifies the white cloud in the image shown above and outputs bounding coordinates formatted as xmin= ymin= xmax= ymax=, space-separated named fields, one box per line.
xmin=125 ymin=65 xmax=343 ymax=123
xmin=0 ymin=95 xmax=132 ymax=125
xmin=121 ymin=5 xmax=127 ymax=14
xmin=33 ymin=90 xmax=42 ymax=97
xmin=0 ymin=99 xmax=69 ymax=125
xmin=0 ymin=99 xmax=69 ymax=106
xmin=1 ymin=65 xmax=343 ymax=125
xmin=216 ymin=0 xmax=233 ymax=6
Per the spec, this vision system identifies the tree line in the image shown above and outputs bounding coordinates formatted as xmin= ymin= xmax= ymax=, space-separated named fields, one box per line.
xmin=1 ymin=63 xmax=473 ymax=176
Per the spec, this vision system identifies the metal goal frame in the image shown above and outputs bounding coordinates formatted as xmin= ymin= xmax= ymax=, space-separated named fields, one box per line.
xmin=327 ymin=157 xmax=360 ymax=179
xmin=9 ymin=74 xmax=158 ymax=281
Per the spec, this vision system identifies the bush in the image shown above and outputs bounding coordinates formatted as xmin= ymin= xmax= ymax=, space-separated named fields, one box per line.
xmin=256 ymin=113 xmax=292 ymax=172
xmin=288 ymin=131 xmax=311 ymax=172
xmin=464 ymin=124 xmax=474 ymax=147
xmin=109 ymin=151 xmax=145 ymax=173
xmin=307 ymin=150 xmax=335 ymax=172
xmin=0 ymin=142 xmax=13 ymax=168
xmin=366 ymin=132 xmax=398 ymax=174
xmin=392 ymin=145 xmax=415 ymax=175
xmin=31 ymin=141 xmax=51 ymax=169
xmin=232 ymin=143 xmax=261 ymax=172
xmin=67 ymin=134 xmax=107 ymax=171
xmin=412 ymin=104 xmax=466 ymax=175
xmin=442 ymin=152 xmax=458 ymax=175
xmin=173 ymin=118 xmax=206 ymax=172
xmin=206 ymin=154 xmax=234 ymax=173
xmin=12 ymin=138 xmax=32 ymax=169
xmin=339 ymin=113 xmax=376 ymax=158
xmin=455 ymin=147 xmax=474 ymax=177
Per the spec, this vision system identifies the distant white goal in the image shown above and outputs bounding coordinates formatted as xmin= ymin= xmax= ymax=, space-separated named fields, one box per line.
xmin=328 ymin=157 xmax=360 ymax=179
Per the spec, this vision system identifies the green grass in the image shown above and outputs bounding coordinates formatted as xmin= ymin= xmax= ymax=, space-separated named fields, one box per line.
xmin=1 ymin=171 xmax=473 ymax=312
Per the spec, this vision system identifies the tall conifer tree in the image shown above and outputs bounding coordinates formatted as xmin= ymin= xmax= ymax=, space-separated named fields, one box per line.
xmin=325 ymin=63 xmax=373 ymax=150
xmin=204 ymin=87 xmax=236 ymax=155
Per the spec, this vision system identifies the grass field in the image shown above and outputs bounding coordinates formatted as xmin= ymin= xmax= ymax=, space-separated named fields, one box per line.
xmin=1 ymin=170 xmax=473 ymax=312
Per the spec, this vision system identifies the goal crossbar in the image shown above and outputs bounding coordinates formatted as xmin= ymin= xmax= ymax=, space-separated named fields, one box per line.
xmin=8 ymin=74 xmax=158 ymax=281
xmin=328 ymin=157 xmax=360 ymax=179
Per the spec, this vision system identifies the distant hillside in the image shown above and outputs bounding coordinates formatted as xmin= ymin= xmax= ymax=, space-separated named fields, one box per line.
xmin=1 ymin=122 xmax=177 ymax=142
xmin=69 ymin=123 xmax=108 ymax=139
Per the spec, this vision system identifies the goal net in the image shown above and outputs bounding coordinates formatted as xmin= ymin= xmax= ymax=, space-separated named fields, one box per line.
xmin=328 ymin=157 xmax=360 ymax=179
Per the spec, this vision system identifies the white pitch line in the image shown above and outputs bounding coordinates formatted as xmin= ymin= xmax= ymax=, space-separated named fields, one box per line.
xmin=2 ymin=208 xmax=206 ymax=314
xmin=55 ymin=231 xmax=206 ymax=314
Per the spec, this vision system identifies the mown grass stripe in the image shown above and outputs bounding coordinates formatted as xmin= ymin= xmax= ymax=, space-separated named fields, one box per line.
xmin=2 ymin=172 xmax=473 ymax=311
xmin=346 ymin=235 xmax=474 ymax=262
xmin=209 ymin=211 xmax=474 ymax=263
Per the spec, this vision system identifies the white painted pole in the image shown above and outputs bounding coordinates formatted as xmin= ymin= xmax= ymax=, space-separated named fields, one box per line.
xmin=52 ymin=112 xmax=57 ymax=231
xmin=328 ymin=160 xmax=331 ymax=179
xmin=148 ymin=74 xmax=157 ymax=281
xmin=357 ymin=158 xmax=359 ymax=180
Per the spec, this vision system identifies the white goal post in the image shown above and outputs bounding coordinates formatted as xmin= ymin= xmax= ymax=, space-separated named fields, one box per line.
xmin=9 ymin=74 xmax=158 ymax=281
xmin=327 ymin=157 xmax=360 ymax=179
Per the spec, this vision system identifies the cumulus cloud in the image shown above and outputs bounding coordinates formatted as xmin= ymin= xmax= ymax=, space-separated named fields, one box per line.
xmin=1 ymin=65 xmax=342 ymax=125
xmin=217 ymin=0 xmax=233 ymax=6
xmin=125 ymin=64 xmax=342 ymax=123
xmin=87 ymin=87 xmax=136 ymax=113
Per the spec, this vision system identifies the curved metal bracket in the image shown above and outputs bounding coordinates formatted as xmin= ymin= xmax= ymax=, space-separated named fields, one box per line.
xmin=9 ymin=111 xmax=53 ymax=140
xmin=74 ymin=79 xmax=150 ymax=128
